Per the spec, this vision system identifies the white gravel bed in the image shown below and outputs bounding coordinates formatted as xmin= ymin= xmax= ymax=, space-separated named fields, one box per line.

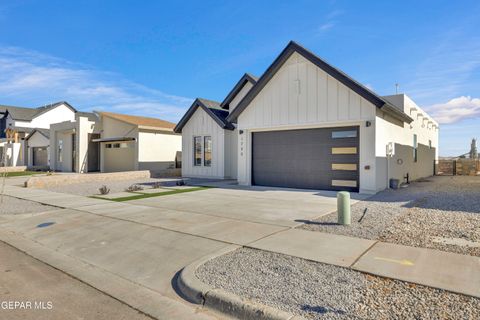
xmin=0 ymin=195 xmax=57 ymax=215
xmin=299 ymin=176 xmax=480 ymax=256
xmin=197 ymin=247 xmax=480 ymax=319
xmin=39 ymin=178 xmax=182 ymax=196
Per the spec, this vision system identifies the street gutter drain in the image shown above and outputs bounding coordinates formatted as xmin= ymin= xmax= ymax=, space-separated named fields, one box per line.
xmin=37 ymin=222 xmax=55 ymax=228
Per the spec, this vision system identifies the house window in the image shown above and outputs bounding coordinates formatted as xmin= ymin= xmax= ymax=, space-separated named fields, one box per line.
xmin=413 ymin=134 xmax=418 ymax=162
xmin=332 ymin=130 xmax=357 ymax=139
xmin=113 ymin=143 xmax=121 ymax=148
xmin=57 ymin=140 xmax=63 ymax=162
xmin=204 ymin=136 xmax=212 ymax=166
xmin=105 ymin=143 xmax=112 ymax=148
xmin=193 ymin=136 xmax=202 ymax=166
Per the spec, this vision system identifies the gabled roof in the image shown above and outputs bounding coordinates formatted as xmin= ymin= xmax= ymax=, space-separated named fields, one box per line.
xmin=26 ymin=128 xmax=50 ymax=140
xmin=0 ymin=101 xmax=77 ymax=121
xmin=99 ymin=111 xmax=176 ymax=131
xmin=220 ymin=73 xmax=258 ymax=110
xmin=174 ymin=98 xmax=234 ymax=133
xmin=227 ymin=41 xmax=413 ymax=124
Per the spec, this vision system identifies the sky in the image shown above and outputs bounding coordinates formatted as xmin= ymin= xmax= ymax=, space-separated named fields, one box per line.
xmin=0 ymin=0 xmax=479 ymax=156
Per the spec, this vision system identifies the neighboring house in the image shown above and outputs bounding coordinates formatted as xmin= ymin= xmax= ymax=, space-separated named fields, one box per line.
xmin=0 ymin=101 xmax=77 ymax=167
xmin=50 ymin=112 xmax=102 ymax=173
xmin=175 ymin=41 xmax=439 ymax=194
xmin=93 ymin=112 xmax=181 ymax=173
xmin=25 ymin=128 xmax=50 ymax=169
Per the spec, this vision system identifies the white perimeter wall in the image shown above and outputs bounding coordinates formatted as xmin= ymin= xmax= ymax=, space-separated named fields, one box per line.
xmin=137 ymin=130 xmax=181 ymax=171
xmin=181 ymin=107 xmax=226 ymax=178
xmin=237 ymin=52 xmax=378 ymax=193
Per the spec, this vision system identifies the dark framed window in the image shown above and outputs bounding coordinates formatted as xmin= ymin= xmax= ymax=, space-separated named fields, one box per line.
xmin=204 ymin=136 xmax=212 ymax=166
xmin=193 ymin=136 xmax=202 ymax=166
xmin=413 ymin=134 xmax=418 ymax=162
xmin=332 ymin=130 xmax=357 ymax=139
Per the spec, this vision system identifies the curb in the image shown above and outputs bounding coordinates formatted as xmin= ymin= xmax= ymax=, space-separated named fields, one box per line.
xmin=177 ymin=245 xmax=304 ymax=320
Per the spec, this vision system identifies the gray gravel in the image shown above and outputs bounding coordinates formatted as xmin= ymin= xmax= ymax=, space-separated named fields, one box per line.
xmin=197 ymin=247 xmax=480 ymax=320
xmin=0 ymin=195 xmax=57 ymax=215
xmin=299 ymin=176 xmax=480 ymax=256
xmin=40 ymin=178 xmax=182 ymax=196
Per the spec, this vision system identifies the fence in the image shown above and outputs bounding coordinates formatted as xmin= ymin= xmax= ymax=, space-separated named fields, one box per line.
xmin=436 ymin=159 xmax=480 ymax=176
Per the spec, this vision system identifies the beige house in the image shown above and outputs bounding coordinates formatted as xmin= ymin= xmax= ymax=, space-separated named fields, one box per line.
xmin=50 ymin=111 xmax=181 ymax=174
xmin=96 ymin=112 xmax=181 ymax=173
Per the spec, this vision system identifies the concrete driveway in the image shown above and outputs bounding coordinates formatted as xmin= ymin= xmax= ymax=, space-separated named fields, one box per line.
xmin=0 ymin=183 xmax=363 ymax=319
xmin=128 ymin=185 xmax=365 ymax=227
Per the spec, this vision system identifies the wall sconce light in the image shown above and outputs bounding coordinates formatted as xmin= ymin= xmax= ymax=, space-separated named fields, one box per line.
xmin=366 ymin=121 xmax=371 ymax=127
xmin=239 ymin=130 xmax=244 ymax=135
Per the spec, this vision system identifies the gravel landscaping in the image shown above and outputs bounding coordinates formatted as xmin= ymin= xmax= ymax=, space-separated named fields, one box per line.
xmin=40 ymin=178 xmax=182 ymax=196
xmin=197 ymin=247 xmax=480 ymax=319
xmin=299 ymin=176 xmax=480 ymax=256
xmin=0 ymin=195 xmax=57 ymax=215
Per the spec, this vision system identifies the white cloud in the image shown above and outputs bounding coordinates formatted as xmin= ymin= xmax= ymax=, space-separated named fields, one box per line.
xmin=0 ymin=46 xmax=193 ymax=122
xmin=318 ymin=23 xmax=335 ymax=32
xmin=426 ymin=96 xmax=480 ymax=124
xmin=316 ymin=9 xmax=343 ymax=35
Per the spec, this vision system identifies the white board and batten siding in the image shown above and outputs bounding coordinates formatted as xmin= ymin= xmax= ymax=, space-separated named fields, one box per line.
xmin=237 ymin=52 xmax=378 ymax=193
xmin=229 ymin=81 xmax=254 ymax=112
xmin=181 ymin=107 xmax=226 ymax=179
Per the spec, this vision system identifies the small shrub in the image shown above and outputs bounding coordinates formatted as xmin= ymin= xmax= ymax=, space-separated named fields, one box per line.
xmin=152 ymin=182 xmax=162 ymax=189
xmin=125 ymin=184 xmax=144 ymax=192
xmin=46 ymin=171 xmax=53 ymax=176
xmin=176 ymin=180 xmax=186 ymax=186
xmin=99 ymin=185 xmax=110 ymax=195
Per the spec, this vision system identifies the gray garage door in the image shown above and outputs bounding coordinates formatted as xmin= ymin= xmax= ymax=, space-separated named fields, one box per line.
xmin=252 ymin=127 xmax=359 ymax=192
xmin=33 ymin=147 xmax=48 ymax=166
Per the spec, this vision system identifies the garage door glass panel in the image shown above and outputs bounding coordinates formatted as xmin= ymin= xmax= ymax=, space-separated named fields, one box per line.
xmin=332 ymin=130 xmax=357 ymax=138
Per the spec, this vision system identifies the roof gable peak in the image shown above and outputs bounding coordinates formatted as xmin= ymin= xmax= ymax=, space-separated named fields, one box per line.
xmin=227 ymin=41 xmax=412 ymax=124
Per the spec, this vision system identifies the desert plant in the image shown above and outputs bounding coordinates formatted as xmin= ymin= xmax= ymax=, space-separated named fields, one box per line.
xmin=125 ymin=184 xmax=144 ymax=192
xmin=99 ymin=185 xmax=110 ymax=195
xmin=46 ymin=171 xmax=53 ymax=176
xmin=152 ymin=182 xmax=162 ymax=189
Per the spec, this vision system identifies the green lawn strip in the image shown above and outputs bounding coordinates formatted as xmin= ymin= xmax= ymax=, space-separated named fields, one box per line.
xmin=91 ymin=186 xmax=212 ymax=202
xmin=3 ymin=171 xmax=42 ymax=177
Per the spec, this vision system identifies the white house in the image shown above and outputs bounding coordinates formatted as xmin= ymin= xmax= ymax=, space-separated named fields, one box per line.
xmin=0 ymin=101 xmax=77 ymax=167
xmin=175 ymin=41 xmax=439 ymax=194
xmin=50 ymin=112 xmax=101 ymax=173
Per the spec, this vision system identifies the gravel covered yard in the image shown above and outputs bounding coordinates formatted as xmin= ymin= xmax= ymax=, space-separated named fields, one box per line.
xmin=0 ymin=195 xmax=57 ymax=215
xmin=197 ymin=247 xmax=480 ymax=320
xmin=39 ymin=178 xmax=182 ymax=196
xmin=299 ymin=176 xmax=480 ymax=256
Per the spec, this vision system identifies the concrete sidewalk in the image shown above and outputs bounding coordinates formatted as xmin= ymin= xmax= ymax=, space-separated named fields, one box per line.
xmin=248 ymin=228 xmax=480 ymax=298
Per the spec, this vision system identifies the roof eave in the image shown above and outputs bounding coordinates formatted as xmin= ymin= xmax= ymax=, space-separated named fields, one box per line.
xmin=220 ymin=73 xmax=257 ymax=110
xmin=174 ymin=98 xmax=234 ymax=133
xmin=381 ymin=103 xmax=414 ymax=124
